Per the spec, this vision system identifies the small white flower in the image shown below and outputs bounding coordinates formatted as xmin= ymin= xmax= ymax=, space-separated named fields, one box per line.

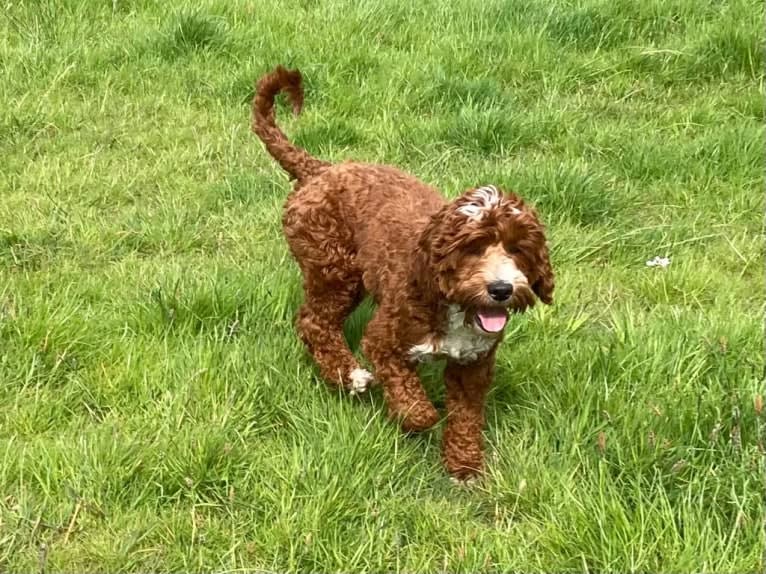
xmin=646 ymin=256 xmax=671 ymax=268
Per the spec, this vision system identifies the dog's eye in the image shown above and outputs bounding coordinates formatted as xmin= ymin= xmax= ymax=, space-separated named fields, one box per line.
xmin=466 ymin=242 xmax=485 ymax=256
xmin=505 ymin=244 xmax=520 ymax=255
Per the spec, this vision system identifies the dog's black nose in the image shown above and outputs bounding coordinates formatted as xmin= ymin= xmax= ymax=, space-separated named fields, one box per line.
xmin=487 ymin=281 xmax=513 ymax=301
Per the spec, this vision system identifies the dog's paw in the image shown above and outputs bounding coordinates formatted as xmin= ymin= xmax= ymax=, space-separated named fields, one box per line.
xmin=348 ymin=368 xmax=374 ymax=396
xmin=450 ymin=475 xmax=480 ymax=488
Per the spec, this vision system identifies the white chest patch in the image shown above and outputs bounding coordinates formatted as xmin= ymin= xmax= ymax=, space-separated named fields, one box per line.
xmin=409 ymin=305 xmax=497 ymax=364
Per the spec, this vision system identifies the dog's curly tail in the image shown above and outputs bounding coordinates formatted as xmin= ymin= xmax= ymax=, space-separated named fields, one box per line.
xmin=252 ymin=66 xmax=328 ymax=182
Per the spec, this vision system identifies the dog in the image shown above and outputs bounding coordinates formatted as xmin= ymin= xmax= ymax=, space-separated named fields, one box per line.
xmin=252 ymin=66 xmax=554 ymax=479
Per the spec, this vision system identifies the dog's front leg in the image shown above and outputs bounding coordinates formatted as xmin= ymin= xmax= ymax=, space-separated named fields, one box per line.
xmin=377 ymin=357 xmax=440 ymax=432
xmin=362 ymin=312 xmax=439 ymax=432
xmin=442 ymin=355 xmax=495 ymax=480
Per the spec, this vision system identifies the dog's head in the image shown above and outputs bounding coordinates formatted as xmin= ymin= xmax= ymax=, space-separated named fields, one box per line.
xmin=417 ymin=185 xmax=554 ymax=335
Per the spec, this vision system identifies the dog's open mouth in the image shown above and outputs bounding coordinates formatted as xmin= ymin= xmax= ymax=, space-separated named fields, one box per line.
xmin=474 ymin=307 xmax=509 ymax=333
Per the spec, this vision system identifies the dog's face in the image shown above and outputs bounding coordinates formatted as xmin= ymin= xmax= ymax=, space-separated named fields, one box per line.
xmin=418 ymin=185 xmax=554 ymax=335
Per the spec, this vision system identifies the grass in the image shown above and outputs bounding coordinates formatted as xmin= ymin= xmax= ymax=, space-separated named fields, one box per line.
xmin=0 ymin=0 xmax=763 ymax=571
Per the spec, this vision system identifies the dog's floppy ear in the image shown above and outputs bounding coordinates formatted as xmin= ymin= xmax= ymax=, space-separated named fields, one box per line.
xmin=415 ymin=205 xmax=467 ymax=298
xmin=413 ymin=208 xmax=445 ymax=294
xmin=532 ymin=242 xmax=554 ymax=304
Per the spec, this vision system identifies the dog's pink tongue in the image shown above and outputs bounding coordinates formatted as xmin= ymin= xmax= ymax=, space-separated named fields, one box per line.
xmin=476 ymin=308 xmax=508 ymax=332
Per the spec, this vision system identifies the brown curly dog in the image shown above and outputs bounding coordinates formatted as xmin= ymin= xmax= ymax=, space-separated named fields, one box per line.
xmin=252 ymin=66 xmax=554 ymax=479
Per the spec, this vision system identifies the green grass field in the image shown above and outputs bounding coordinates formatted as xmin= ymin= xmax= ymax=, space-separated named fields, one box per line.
xmin=1 ymin=0 xmax=764 ymax=571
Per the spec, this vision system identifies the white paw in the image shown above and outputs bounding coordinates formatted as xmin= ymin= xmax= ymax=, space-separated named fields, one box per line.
xmin=450 ymin=475 xmax=480 ymax=487
xmin=348 ymin=368 xmax=374 ymax=396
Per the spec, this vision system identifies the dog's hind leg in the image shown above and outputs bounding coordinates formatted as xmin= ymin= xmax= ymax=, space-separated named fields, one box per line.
xmin=284 ymin=197 xmax=371 ymax=394
xmin=295 ymin=275 xmax=371 ymax=394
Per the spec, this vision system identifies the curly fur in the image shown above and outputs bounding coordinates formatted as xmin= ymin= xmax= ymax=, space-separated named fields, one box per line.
xmin=252 ymin=66 xmax=554 ymax=479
